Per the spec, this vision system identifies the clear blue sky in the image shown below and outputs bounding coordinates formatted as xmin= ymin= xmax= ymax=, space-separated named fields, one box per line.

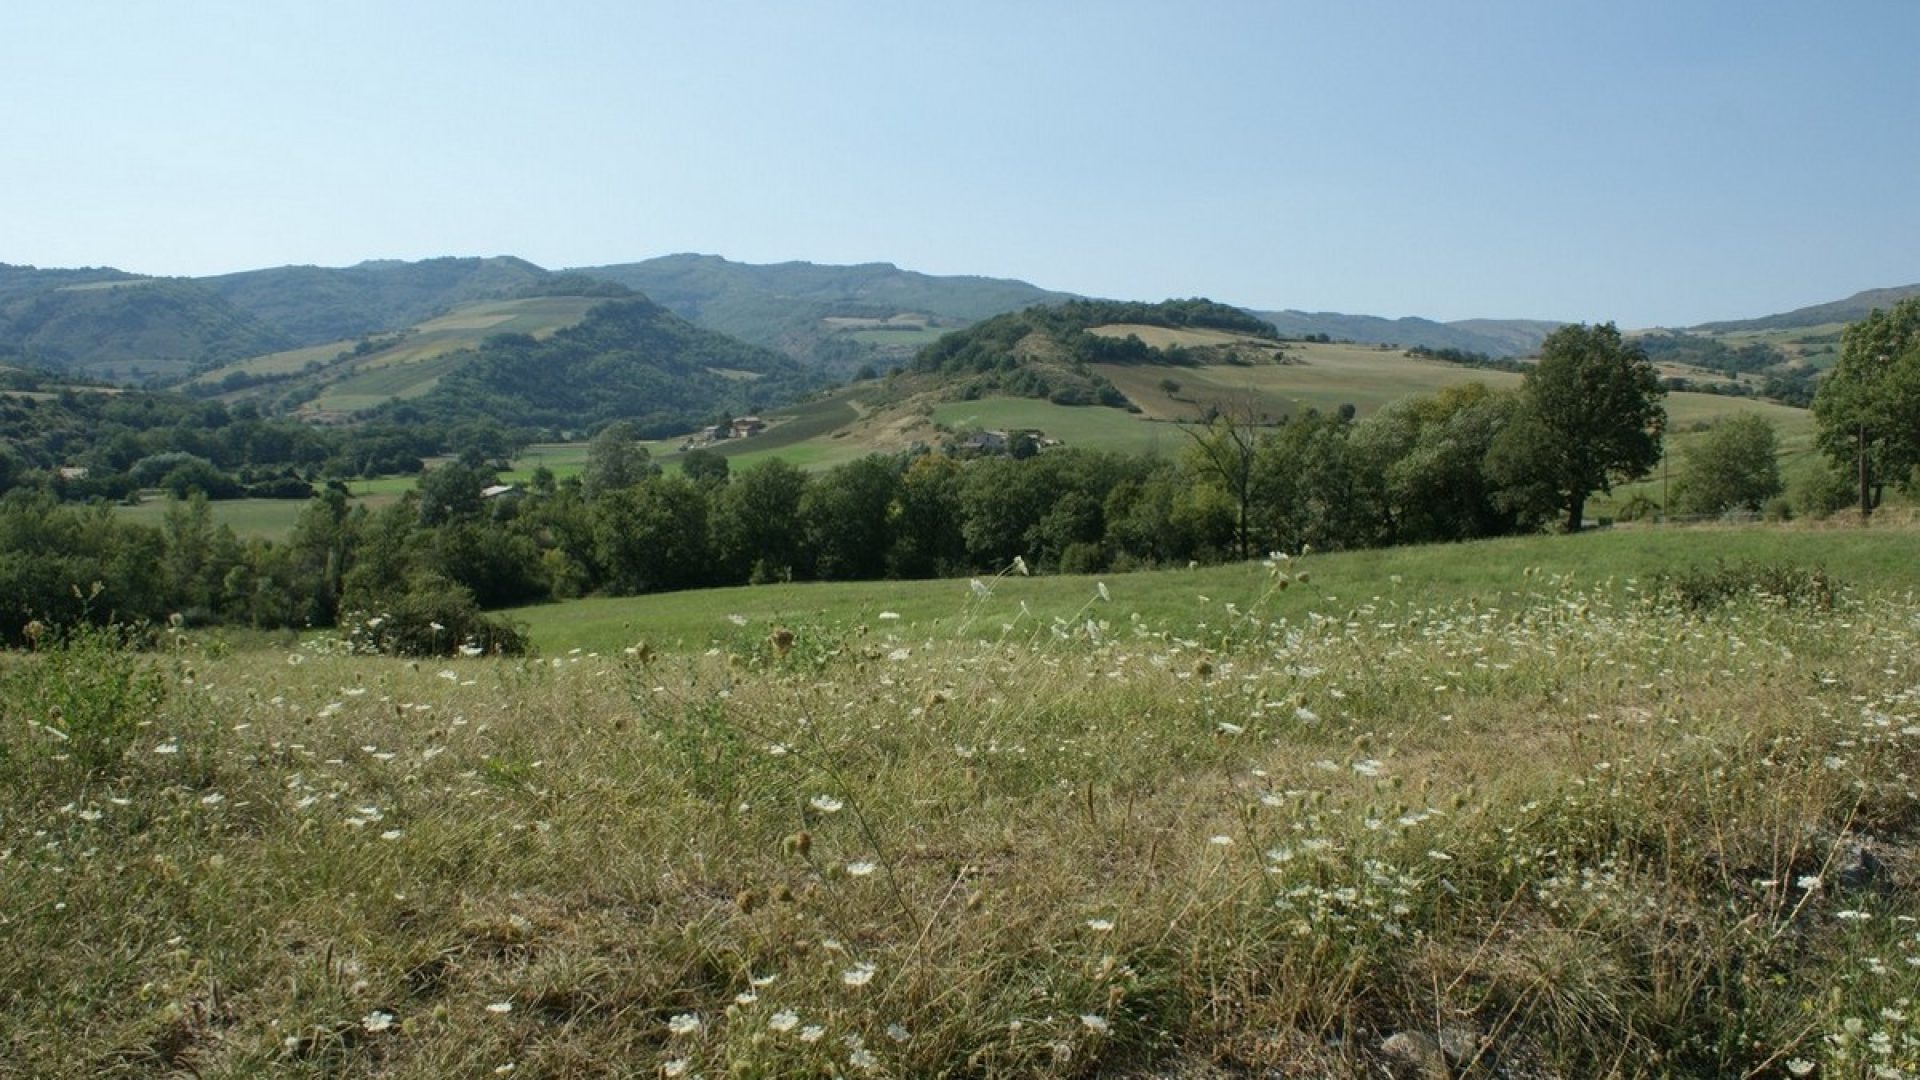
xmin=3 ymin=1 xmax=1914 ymax=326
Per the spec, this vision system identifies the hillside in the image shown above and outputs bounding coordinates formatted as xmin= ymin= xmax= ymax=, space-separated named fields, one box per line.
xmin=573 ymin=254 xmax=1075 ymax=375
xmin=201 ymin=255 xmax=555 ymax=346
xmin=0 ymin=267 xmax=290 ymax=383
xmin=189 ymin=294 xmax=611 ymax=416
xmin=1257 ymin=308 xmax=1561 ymax=357
xmin=1693 ymin=283 xmax=1920 ymax=333
xmin=387 ymin=296 xmax=818 ymax=438
xmin=907 ymin=297 xmax=1284 ymax=408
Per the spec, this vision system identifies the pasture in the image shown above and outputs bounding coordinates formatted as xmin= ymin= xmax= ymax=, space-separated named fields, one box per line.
xmin=7 ymin=524 xmax=1920 ymax=1076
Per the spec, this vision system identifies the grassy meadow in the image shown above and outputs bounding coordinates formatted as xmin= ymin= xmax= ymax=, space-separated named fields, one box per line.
xmin=7 ymin=522 xmax=1920 ymax=1077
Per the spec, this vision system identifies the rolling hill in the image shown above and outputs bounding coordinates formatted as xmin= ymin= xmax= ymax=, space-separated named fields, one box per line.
xmin=377 ymin=296 xmax=817 ymax=438
xmin=0 ymin=266 xmax=291 ymax=382
xmin=1692 ymin=283 xmax=1920 ymax=334
xmin=1255 ymin=308 xmax=1561 ymax=357
xmin=571 ymin=253 xmax=1075 ymax=375
xmin=200 ymin=255 xmax=556 ymax=346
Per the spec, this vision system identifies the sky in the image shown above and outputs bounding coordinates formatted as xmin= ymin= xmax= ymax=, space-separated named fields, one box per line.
xmin=3 ymin=1 xmax=1916 ymax=327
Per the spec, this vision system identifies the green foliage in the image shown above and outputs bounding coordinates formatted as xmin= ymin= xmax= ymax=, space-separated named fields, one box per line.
xmin=1648 ymin=560 xmax=1839 ymax=614
xmin=397 ymin=299 xmax=819 ymax=438
xmin=1488 ymin=322 xmax=1667 ymax=531
xmin=1811 ymin=297 xmax=1920 ymax=512
xmin=339 ymin=583 xmax=530 ymax=657
xmin=1672 ymin=413 xmax=1782 ymax=515
xmin=1 ymin=623 xmax=168 ymax=777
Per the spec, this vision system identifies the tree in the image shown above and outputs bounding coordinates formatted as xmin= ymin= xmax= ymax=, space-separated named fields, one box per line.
xmin=1180 ymin=395 xmax=1268 ymax=559
xmin=1488 ymin=322 xmax=1666 ymax=532
xmin=1673 ymin=413 xmax=1782 ymax=515
xmin=1811 ymin=297 xmax=1920 ymax=519
xmin=581 ymin=422 xmax=655 ymax=499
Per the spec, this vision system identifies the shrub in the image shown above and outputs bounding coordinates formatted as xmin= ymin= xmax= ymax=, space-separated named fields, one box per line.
xmin=340 ymin=584 xmax=531 ymax=657
xmin=0 ymin=623 xmax=168 ymax=778
xmin=1649 ymin=560 xmax=1839 ymax=614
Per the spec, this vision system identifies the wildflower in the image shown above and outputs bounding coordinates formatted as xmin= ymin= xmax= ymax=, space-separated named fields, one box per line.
xmin=200 ymin=792 xmax=225 ymax=806
xmin=970 ymin=578 xmax=992 ymax=599
xmin=877 ymin=611 xmax=901 ymax=620
xmin=734 ymin=990 xmax=758 ymax=1005
xmin=153 ymin=742 xmax=180 ymax=755
xmin=663 ymin=1060 xmax=690 ymax=1078
xmin=810 ymin=795 xmax=844 ymax=814
xmin=486 ymin=1001 xmax=513 ymax=1014
xmin=1786 ymin=1059 xmax=1815 ymax=1077
xmin=886 ymin=1023 xmax=911 ymax=1043
xmin=1086 ymin=918 xmax=1115 ymax=932
xmin=849 ymin=1047 xmax=878 ymax=1070
xmin=1080 ymin=1014 xmax=1110 ymax=1034
xmin=362 ymin=1010 xmax=396 ymax=1033
xmin=1013 ymin=555 xmax=1029 ymax=576
xmin=727 ymin=613 xmax=749 ymax=627
xmin=1209 ymin=835 xmax=1234 ymax=846
xmin=769 ymin=1010 xmax=800 ymax=1032
xmin=842 ymin=961 xmax=877 ymax=987
xmin=380 ymin=829 xmax=404 ymax=841
xmin=1352 ymin=758 xmax=1384 ymax=777
xmin=667 ymin=1012 xmax=702 ymax=1036
xmin=1798 ymin=874 xmax=1823 ymax=891
xmin=846 ymin=860 xmax=878 ymax=877
xmin=1097 ymin=581 xmax=1111 ymax=602
xmin=799 ymin=1024 xmax=826 ymax=1042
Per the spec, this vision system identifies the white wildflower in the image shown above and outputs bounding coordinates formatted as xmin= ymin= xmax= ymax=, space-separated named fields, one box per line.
xmin=667 ymin=1012 xmax=702 ymax=1036
xmin=810 ymin=795 xmax=844 ymax=813
xmin=841 ymin=961 xmax=877 ymax=987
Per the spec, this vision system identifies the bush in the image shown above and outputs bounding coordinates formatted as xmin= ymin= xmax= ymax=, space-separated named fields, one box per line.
xmin=0 ymin=624 xmax=168 ymax=778
xmin=1649 ymin=560 xmax=1839 ymax=614
xmin=340 ymin=585 xmax=531 ymax=658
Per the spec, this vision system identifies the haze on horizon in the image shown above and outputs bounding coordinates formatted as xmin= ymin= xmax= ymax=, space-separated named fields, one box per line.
xmin=3 ymin=0 xmax=1915 ymax=328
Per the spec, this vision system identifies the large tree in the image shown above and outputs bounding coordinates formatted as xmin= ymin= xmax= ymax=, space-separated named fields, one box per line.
xmin=1673 ymin=412 xmax=1781 ymax=516
xmin=1811 ymin=297 xmax=1920 ymax=519
xmin=1489 ymin=322 xmax=1666 ymax=532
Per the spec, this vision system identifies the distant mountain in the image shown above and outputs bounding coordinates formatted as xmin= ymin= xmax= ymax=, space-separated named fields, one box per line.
xmin=1691 ymin=284 xmax=1920 ymax=334
xmin=571 ymin=254 xmax=1075 ymax=375
xmin=202 ymin=256 xmax=552 ymax=347
xmin=0 ymin=265 xmax=290 ymax=382
xmin=1254 ymin=309 xmax=1560 ymax=358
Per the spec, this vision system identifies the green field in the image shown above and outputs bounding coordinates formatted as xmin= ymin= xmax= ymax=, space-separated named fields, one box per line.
xmin=117 ymin=496 xmax=316 ymax=540
xmin=12 ymin=523 xmax=1920 ymax=1076
xmin=195 ymin=297 xmax=600 ymax=411
xmin=506 ymin=520 xmax=1912 ymax=656
xmin=932 ymin=398 xmax=1183 ymax=456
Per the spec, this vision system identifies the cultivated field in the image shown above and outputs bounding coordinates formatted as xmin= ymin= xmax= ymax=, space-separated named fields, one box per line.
xmin=7 ymin=525 xmax=1920 ymax=1076
xmin=191 ymin=297 xmax=601 ymax=413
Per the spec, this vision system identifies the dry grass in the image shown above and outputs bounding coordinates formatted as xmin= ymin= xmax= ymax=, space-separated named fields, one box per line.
xmin=5 ymin=552 xmax=1920 ymax=1077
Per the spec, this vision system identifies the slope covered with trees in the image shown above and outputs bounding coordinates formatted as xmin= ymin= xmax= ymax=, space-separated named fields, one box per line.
xmin=201 ymin=256 xmax=553 ymax=346
xmin=389 ymin=297 xmax=818 ymax=438
xmin=0 ymin=269 xmax=291 ymax=383
xmin=908 ymin=298 xmax=1281 ymax=407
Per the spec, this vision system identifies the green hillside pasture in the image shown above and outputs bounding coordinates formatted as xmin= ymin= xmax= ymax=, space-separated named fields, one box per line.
xmin=1096 ymin=342 xmax=1526 ymax=421
xmin=507 ymin=520 xmax=1912 ymax=657
xmin=931 ymin=398 xmax=1180 ymax=456
xmin=117 ymin=496 xmax=314 ymax=540
xmin=1085 ymin=323 xmax=1281 ymax=351
xmin=12 ymin=524 xmax=1920 ymax=1075
xmin=1592 ymin=398 xmax=1818 ymax=518
xmin=199 ymin=297 xmax=599 ymax=409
